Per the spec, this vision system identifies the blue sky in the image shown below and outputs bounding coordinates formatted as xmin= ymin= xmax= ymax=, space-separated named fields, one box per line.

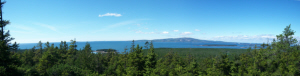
xmin=3 ymin=0 xmax=300 ymax=43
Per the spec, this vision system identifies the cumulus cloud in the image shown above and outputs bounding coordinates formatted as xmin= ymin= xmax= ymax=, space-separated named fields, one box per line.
xmin=212 ymin=34 xmax=278 ymax=43
xmin=195 ymin=29 xmax=200 ymax=31
xmin=162 ymin=31 xmax=169 ymax=34
xmin=99 ymin=13 xmax=122 ymax=17
xmin=180 ymin=32 xmax=192 ymax=35
xmin=173 ymin=30 xmax=179 ymax=32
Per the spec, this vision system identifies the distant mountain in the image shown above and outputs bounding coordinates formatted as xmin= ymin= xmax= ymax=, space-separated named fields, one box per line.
xmin=135 ymin=37 xmax=235 ymax=43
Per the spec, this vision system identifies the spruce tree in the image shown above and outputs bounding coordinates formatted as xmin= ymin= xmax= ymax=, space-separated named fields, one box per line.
xmin=126 ymin=44 xmax=145 ymax=76
xmin=65 ymin=40 xmax=77 ymax=65
xmin=77 ymin=42 xmax=95 ymax=70
xmin=276 ymin=24 xmax=297 ymax=52
xmin=0 ymin=1 xmax=21 ymax=75
xmin=44 ymin=41 xmax=50 ymax=51
xmin=144 ymin=41 xmax=157 ymax=75
xmin=36 ymin=43 xmax=59 ymax=75
xmin=33 ymin=41 xmax=43 ymax=64
xmin=130 ymin=40 xmax=135 ymax=52
xmin=144 ymin=41 xmax=149 ymax=50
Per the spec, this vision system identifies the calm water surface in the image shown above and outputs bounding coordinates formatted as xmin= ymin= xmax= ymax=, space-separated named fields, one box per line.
xmin=19 ymin=41 xmax=261 ymax=52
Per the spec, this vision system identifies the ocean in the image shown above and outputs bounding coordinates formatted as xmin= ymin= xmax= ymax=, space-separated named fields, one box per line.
xmin=18 ymin=41 xmax=261 ymax=52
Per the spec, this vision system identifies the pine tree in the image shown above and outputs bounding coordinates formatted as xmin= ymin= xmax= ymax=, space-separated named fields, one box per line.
xmin=276 ymin=24 xmax=298 ymax=52
xmin=0 ymin=1 xmax=21 ymax=75
xmin=130 ymin=40 xmax=135 ymax=52
xmin=0 ymin=41 xmax=10 ymax=75
xmin=66 ymin=40 xmax=77 ymax=58
xmin=77 ymin=42 xmax=95 ymax=71
xmin=144 ymin=41 xmax=149 ymax=50
xmin=44 ymin=41 xmax=50 ymax=51
xmin=11 ymin=42 xmax=19 ymax=53
xmin=126 ymin=44 xmax=145 ymax=76
xmin=36 ymin=43 xmax=59 ymax=75
xmin=21 ymin=49 xmax=35 ymax=66
xmin=65 ymin=40 xmax=77 ymax=65
xmin=144 ymin=41 xmax=157 ymax=75
xmin=33 ymin=41 xmax=43 ymax=64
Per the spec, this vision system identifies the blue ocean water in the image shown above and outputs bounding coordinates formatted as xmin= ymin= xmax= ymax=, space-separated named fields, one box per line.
xmin=19 ymin=41 xmax=261 ymax=52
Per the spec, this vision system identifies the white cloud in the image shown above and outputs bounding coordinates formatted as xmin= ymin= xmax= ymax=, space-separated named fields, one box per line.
xmin=135 ymin=30 xmax=156 ymax=34
xmin=12 ymin=25 xmax=35 ymax=31
xmin=212 ymin=34 xmax=277 ymax=43
xmin=162 ymin=31 xmax=169 ymax=34
xmin=180 ymin=32 xmax=192 ymax=35
xmin=93 ymin=20 xmax=137 ymax=33
xmin=173 ymin=30 xmax=179 ymax=32
xmin=99 ymin=13 xmax=122 ymax=17
xmin=34 ymin=23 xmax=57 ymax=31
xmin=135 ymin=30 xmax=143 ymax=33
xmin=134 ymin=30 xmax=170 ymax=34
xmin=195 ymin=29 xmax=200 ymax=31
xmin=109 ymin=20 xmax=135 ymax=28
xmin=145 ymin=32 xmax=155 ymax=34
xmin=136 ymin=24 xmax=141 ymax=26
xmin=145 ymin=28 xmax=148 ymax=29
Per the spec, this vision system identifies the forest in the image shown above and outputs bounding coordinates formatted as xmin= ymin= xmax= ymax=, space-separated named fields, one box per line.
xmin=1 ymin=1 xmax=300 ymax=76
xmin=1 ymin=24 xmax=300 ymax=76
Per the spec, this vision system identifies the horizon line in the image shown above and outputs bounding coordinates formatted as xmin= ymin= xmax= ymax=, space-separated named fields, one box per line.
xmin=16 ymin=37 xmax=263 ymax=44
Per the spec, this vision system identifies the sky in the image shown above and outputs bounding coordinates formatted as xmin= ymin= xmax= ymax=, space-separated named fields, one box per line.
xmin=3 ymin=0 xmax=300 ymax=43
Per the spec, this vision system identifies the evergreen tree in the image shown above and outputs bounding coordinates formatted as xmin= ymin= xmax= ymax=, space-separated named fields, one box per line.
xmin=33 ymin=41 xmax=43 ymax=64
xmin=276 ymin=24 xmax=298 ymax=52
xmin=0 ymin=41 xmax=11 ymax=75
xmin=65 ymin=40 xmax=77 ymax=65
xmin=21 ymin=49 xmax=35 ymax=66
xmin=144 ymin=41 xmax=157 ymax=75
xmin=11 ymin=42 xmax=19 ymax=53
xmin=66 ymin=40 xmax=77 ymax=58
xmin=126 ymin=44 xmax=145 ymax=76
xmin=0 ymin=1 xmax=21 ymax=75
xmin=36 ymin=44 xmax=59 ymax=75
xmin=44 ymin=41 xmax=50 ymax=51
xmin=76 ymin=42 xmax=95 ymax=71
xmin=144 ymin=41 xmax=149 ymax=50
xmin=130 ymin=40 xmax=135 ymax=52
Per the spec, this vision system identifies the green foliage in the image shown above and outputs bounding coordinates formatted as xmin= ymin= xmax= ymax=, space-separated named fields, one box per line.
xmin=46 ymin=64 xmax=93 ymax=76
xmin=126 ymin=44 xmax=145 ymax=76
xmin=6 ymin=24 xmax=300 ymax=76
xmin=144 ymin=41 xmax=157 ymax=75
xmin=36 ymin=44 xmax=60 ymax=75
xmin=21 ymin=49 xmax=35 ymax=66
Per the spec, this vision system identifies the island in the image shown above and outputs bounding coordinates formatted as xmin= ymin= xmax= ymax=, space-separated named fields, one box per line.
xmin=93 ymin=49 xmax=118 ymax=53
